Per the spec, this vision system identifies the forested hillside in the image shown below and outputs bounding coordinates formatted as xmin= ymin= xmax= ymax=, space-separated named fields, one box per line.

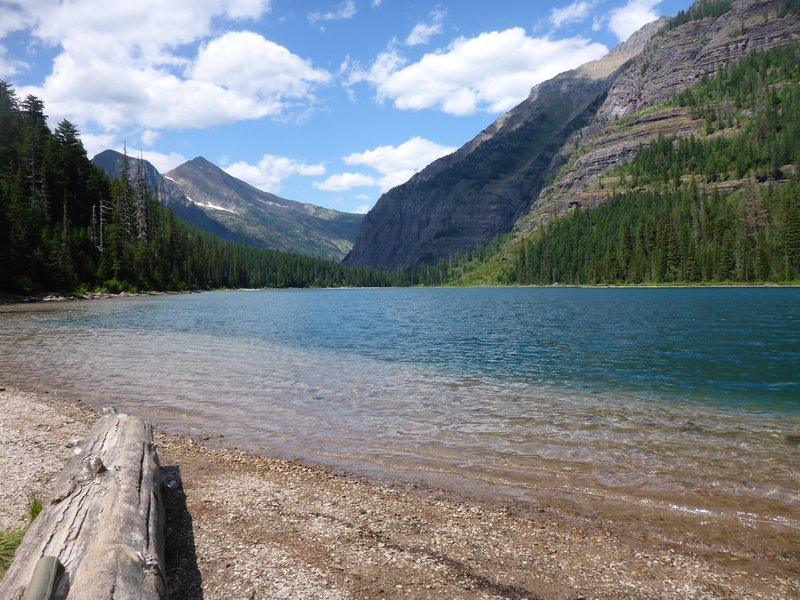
xmin=512 ymin=43 xmax=800 ymax=284
xmin=457 ymin=42 xmax=800 ymax=286
xmin=0 ymin=84 xmax=389 ymax=295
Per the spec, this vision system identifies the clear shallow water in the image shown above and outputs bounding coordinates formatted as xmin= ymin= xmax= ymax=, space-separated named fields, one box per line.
xmin=1 ymin=287 xmax=799 ymax=545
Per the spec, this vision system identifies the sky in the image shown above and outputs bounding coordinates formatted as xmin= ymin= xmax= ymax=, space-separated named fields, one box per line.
xmin=0 ymin=0 xmax=690 ymax=214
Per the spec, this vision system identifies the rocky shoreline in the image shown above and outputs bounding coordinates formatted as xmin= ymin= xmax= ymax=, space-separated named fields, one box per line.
xmin=0 ymin=290 xmax=201 ymax=305
xmin=0 ymin=387 xmax=797 ymax=599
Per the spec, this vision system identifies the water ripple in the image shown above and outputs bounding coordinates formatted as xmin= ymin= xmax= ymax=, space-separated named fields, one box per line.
xmin=1 ymin=288 xmax=799 ymax=538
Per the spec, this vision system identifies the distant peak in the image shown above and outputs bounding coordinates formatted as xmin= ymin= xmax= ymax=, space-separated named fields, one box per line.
xmin=93 ymin=148 xmax=122 ymax=158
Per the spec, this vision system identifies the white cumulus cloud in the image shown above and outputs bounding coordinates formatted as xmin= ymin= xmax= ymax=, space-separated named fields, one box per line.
xmin=0 ymin=46 xmax=24 ymax=79
xmin=138 ymin=150 xmax=189 ymax=174
xmin=348 ymin=28 xmax=608 ymax=116
xmin=315 ymin=136 xmax=456 ymax=194
xmin=607 ymin=0 xmax=662 ymax=42
xmin=4 ymin=1 xmax=332 ymax=135
xmin=0 ymin=4 xmax=34 ymax=38
xmin=225 ymin=155 xmax=326 ymax=193
xmin=314 ymin=172 xmax=378 ymax=192
xmin=140 ymin=129 xmax=160 ymax=147
xmin=405 ymin=8 xmax=447 ymax=46
xmin=345 ymin=136 xmax=456 ymax=188
xmin=189 ymin=31 xmax=331 ymax=101
xmin=551 ymin=1 xmax=597 ymax=29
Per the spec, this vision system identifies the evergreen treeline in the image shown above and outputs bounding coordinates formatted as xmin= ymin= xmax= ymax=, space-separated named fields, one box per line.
xmin=663 ymin=0 xmax=732 ymax=33
xmin=388 ymin=236 xmax=510 ymax=287
xmin=778 ymin=0 xmax=800 ymax=17
xmin=514 ymin=182 xmax=800 ymax=284
xmin=511 ymin=44 xmax=800 ymax=285
xmin=614 ymin=44 xmax=800 ymax=187
xmin=0 ymin=82 xmax=391 ymax=295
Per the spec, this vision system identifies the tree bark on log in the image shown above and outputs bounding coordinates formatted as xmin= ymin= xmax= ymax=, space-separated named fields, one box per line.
xmin=0 ymin=413 xmax=166 ymax=600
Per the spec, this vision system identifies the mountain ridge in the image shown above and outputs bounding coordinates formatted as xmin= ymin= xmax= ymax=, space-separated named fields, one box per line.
xmin=504 ymin=41 xmax=800 ymax=285
xmin=91 ymin=149 xmax=239 ymax=241
xmin=343 ymin=17 xmax=666 ymax=270
xmin=92 ymin=152 xmax=363 ymax=260
xmin=345 ymin=0 xmax=800 ymax=272
xmin=165 ymin=157 xmax=363 ymax=259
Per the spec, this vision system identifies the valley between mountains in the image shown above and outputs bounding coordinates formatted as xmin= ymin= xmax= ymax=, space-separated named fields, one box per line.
xmin=78 ymin=0 xmax=800 ymax=290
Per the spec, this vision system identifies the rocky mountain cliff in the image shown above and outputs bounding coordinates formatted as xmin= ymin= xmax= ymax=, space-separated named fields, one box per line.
xmin=92 ymin=152 xmax=363 ymax=260
xmin=344 ymin=18 xmax=666 ymax=270
xmin=519 ymin=0 xmax=800 ymax=233
xmin=346 ymin=0 xmax=800 ymax=271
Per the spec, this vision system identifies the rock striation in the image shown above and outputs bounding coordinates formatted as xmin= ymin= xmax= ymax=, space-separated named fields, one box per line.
xmin=600 ymin=0 xmax=800 ymax=120
xmin=521 ymin=0 xmax=800 ymax=232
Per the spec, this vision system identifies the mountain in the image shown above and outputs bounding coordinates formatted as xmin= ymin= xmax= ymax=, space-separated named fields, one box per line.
xmin=345 ymin=0 xmax=800 ymax=272
xmin=0 ymin=106 xmax=388 ymax=294
xmin=92 ymin=152 xmax=363 ymax=260
xmin=344 ymin=18 xmax=666 ymax=270
xmin=508 ymin=41 xmax=800 ymax=285
xmin=164 ymin=158 xmax=362 ymax=260
xmin=91 ymin=150 xmax=236 ymax=241
xmin=516 ymin=0 xmax=800 ymax=234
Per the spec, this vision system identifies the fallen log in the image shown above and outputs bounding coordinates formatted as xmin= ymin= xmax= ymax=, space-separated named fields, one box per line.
xmin=0 ymin=413 xmax=166 ymax=600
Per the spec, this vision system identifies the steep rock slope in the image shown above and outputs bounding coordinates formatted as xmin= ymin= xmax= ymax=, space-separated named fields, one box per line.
xmin=519 ymin=0 xmax=800 ymax=232
xmin=165 ymin=158 xmax=363 ymax=260
xmin=344 ymin=19 xmax=665 ymax=270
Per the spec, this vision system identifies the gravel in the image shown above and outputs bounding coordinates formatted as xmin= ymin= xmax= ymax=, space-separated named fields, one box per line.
xmin=1 ymin=388 xmax=798 ymax=599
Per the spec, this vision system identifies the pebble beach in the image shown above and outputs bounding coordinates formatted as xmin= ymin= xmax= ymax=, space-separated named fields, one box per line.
xmin=1 ymin=387 xmax=798 ymax=598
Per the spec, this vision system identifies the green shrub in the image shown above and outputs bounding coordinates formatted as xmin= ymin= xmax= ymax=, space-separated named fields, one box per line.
xmin=0 ymin=495 xmax=44 ymax=578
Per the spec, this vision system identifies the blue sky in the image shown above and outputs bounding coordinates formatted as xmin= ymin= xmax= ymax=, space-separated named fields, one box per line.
xmin=0 ymin=0 xmax=690 ymax=214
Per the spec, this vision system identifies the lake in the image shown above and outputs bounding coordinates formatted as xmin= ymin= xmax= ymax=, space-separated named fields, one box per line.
xmin=1 ymin=287 xmax=799 ymax=553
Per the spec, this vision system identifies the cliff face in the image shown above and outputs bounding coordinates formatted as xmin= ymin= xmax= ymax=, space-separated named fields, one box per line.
xmin=600 ymin=0 xmax=800 ymax=120
xmin=344 ymin=20 xmax=664 ymax=270
xmin=345 ymin=20 xmax=657 ymax=269
xmin=344 ymin=79 xmax=605 ymax=269
xmin=519 ymin=0 xmax=800 ymax=232
xmin=346 ymin=1 xmax=800 ymax=271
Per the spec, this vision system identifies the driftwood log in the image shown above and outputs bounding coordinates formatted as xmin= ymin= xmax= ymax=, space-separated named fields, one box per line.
xmin=0 ymin=413 xmax=166 ymax=600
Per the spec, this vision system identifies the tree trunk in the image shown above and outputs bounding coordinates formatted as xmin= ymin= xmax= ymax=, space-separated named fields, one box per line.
xmin=0 ymin=413 xmax=166 ymax=600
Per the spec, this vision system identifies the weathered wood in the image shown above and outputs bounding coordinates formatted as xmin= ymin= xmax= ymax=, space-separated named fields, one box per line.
xmin=0 ymin=414 xmax=166 ymax=600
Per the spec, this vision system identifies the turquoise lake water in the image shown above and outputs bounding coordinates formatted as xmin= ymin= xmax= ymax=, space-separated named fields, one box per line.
xmin=1 ymin=287 xmax=799 ymax=539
